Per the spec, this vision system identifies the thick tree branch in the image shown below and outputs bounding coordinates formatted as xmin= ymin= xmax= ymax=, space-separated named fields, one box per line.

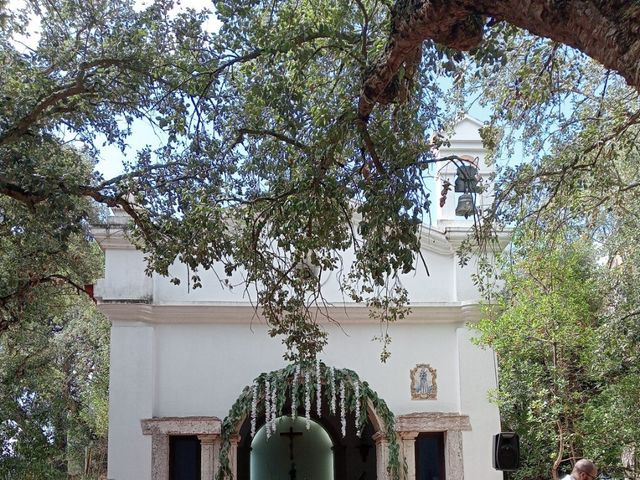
xmin=0 ymin=274 xmax=91 ymax=322
xmin=0 ymin=174 xmax=162 ymax=251
xmin=355 ymin=118 xmax=387 ymax=175
xmin=0 ymin=176 xmax=47 ymax=207
xmin=359 ymin=0 xmax=483 ymax=119
xmin=360 ymin=0 xmax=640 ymax=119
xmin=0 ymin=82 xmax=90 ymax=146
xmin=0 ymin=57 xmax=143 ymax=147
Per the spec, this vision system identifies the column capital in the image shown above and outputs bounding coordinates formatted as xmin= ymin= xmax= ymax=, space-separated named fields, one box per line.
xmin=398 ymin=431 xmax=419 ymax=440
xmin=372 ymin=431 xmax=388 ymax=444
xmin=198 ymin=434 xmax=218 ymax=444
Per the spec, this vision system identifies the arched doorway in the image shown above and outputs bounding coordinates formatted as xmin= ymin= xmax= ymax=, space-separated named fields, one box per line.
xmin=250 ymin=416 xmax=334 ymax=480
xmin=218 ymin=363 xmax=401 ymax=480
xmin=237 ymin=400 xmax=378 ymax=480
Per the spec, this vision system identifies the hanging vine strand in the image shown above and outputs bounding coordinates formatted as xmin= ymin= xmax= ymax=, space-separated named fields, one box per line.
xmin=215 ymin=362 xmax=404 ymax=480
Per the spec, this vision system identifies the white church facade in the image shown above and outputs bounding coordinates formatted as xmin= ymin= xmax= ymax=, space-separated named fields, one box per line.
xmin=94 ymin=117 xmax=505 ymax=480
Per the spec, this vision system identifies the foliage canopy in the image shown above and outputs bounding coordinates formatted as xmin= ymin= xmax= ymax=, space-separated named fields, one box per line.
xmin=1 ymin=0 xmax=639 ymax=365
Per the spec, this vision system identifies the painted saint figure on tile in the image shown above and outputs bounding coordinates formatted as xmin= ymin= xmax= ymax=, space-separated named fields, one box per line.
xmin=410 ymin=364 xmax=437 ymax=400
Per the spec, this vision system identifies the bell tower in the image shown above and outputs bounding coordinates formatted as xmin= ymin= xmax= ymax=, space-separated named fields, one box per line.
xmin=435 ymin=115 xmax=494 ymax=229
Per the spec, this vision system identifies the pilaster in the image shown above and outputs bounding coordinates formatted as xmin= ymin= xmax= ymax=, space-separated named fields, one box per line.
xmin=446 ymin=430 xmax=465 ymax=480
xmin=198 ymin=435 xmax=218 ymax=480
xmin=151 ymin=434 xmax=170 ymax=480
xmin=399 ymin=432 xmax=419 ymax=479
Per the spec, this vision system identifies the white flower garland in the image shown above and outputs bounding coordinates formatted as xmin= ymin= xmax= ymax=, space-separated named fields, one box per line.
xmin=265 ymin=377 xmax=272 ymax=439
xmin=340 ymin=380 xmax=346 ymax=437
xmin=354 ymin=380 xmax=361 ymax=437
xmin=251 ymin=381 xmax=258 ymax=437
xmin=271 ymin=381 xmax=278 ymax=433
xmin=292 ymin=364 xmax=300 ymax=419
xmin=316 ymin=358 xmax=322 ymax=417
xmin=305 ymin=370 xmax=311 ymax=430
xmin=330 ymin=366 xmax=336 ymax=414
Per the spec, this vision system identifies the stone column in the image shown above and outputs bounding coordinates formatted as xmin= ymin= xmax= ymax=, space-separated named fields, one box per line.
xmin=229 ymin=434 xmax=240 ymax=479
xmin=151 ymin=433 xmax=170 ymax=480
xmin=399 ymin=432 xmax=419 ymax=480
xmin=199 ymin=435 xmax=218 ymax=480
xmin=446 ymin=430 xmax=465 ymax=480
xmin=373 ymin=431 xmax=390 ymax=480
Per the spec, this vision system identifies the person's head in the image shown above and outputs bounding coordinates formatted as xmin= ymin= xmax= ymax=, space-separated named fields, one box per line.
xmin=572 ymin=459 xmax=598 ymax=480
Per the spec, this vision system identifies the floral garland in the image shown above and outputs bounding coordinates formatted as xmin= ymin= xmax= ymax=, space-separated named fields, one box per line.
xmin=264 ymin=376 xmax=272 ymax=438
xmin=291 ymin=364 xmax=300 ymax=419
xmin=329 ymin=366 xmax=336 ymax=414
xmin=316 ymin=358 xmax=322 ymax=417
xmin=250 ymin=381 xmax=258 ymax=437
xmin=339 ymin=379 xmax=346 ymax=437
xmin=215 ymin=363 xmax=404 ymax=480
xmin=354 ymin=379 xmax=361 ymax=437
xmin=271 ymin=380 xmax=277 ymax=433
xmin=304 ymin=370 xmax=311 ymax=430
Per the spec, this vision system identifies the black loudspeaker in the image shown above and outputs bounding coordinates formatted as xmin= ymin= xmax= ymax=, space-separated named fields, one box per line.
xmin=493 ymin=432 xmax=520 ymax=471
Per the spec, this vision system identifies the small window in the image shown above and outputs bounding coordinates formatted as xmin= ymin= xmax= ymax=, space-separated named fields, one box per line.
xmin=415 ymin=432 xmax=446 ymax=480
xmin=170 ymin=435 xmax=201 ymax=480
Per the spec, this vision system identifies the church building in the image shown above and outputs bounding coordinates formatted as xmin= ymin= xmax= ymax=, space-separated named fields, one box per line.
xmin=94 ymin=116 xmax=505 ymax=480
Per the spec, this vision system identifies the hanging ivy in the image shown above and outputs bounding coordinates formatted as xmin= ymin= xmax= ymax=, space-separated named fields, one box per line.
xmin=215 ymin=362 xmax=404 ymax=480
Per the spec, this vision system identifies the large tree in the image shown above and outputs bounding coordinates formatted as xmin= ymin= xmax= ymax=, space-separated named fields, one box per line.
xmin=1 ymin=0 xmax=639 ymax=362
xmin=474 ymin=220 xmax=640 ymax=480
xmin=467 ymin=29 xmax=640 ymax=476
xmin=474 ymin=232 xmax=603 ymax=480
xmin=0 ymin=149 xmax=107 ymax=476
xmin=0 ymin=298 xmax=110 ymax=478
xmin=0 ymin=260 xmax=109 ymax=479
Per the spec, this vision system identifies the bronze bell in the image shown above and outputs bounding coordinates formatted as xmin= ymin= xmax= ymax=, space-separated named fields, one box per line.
xmin=455 ymin=193 xmax=475 ymax=218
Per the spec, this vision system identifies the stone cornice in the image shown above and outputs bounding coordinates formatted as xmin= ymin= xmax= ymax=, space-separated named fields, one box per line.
xmin=98 ymin=302 xmax=483 ymax=325
xmin=141 ymin=416 xmax=221 ymax=436
xmin=417 ymin=226 xmax=455 ymax=255
xmin=92 ymin=224 xmax=137 ymax=250
xmin=445 ymin=227 xmax=512 ymax=251
xmin=395 ymin=412 xmax=472 ymax=432
xmin=93 ymin=221 xmax=459 ymax=257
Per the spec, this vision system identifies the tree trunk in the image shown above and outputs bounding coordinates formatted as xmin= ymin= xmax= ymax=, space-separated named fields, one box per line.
xmin=360 ymin=0 xmax=640 ymax=119
xmin=622 ymin=445 xmax=636 ymax=480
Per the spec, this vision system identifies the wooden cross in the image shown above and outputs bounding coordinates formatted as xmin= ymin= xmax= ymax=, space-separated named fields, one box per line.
xmin=280 ymin=426 xmax=303 ymax=460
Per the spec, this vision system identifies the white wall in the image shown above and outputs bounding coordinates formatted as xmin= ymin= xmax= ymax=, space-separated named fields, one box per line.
xmin=149 ymin=320 xmax=462 ymax=418
xmin=97 ymin=249 xmax=152 ymax=301
xmin=106 ymin=315 xmax=502 ymax=480
xmin=457 ymin=327 xmax=501 ymax=478
xmin=107 ymin=324 xmax=154 ymax=480
xmin=151 ymin=246 xmax=458 ymax=306
xmin=152 ymin=322 xmax=286 ymax=418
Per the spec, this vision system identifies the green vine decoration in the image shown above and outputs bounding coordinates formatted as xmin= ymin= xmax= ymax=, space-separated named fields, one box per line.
xmin=216 ymin=362 xmax=405 ymax=480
